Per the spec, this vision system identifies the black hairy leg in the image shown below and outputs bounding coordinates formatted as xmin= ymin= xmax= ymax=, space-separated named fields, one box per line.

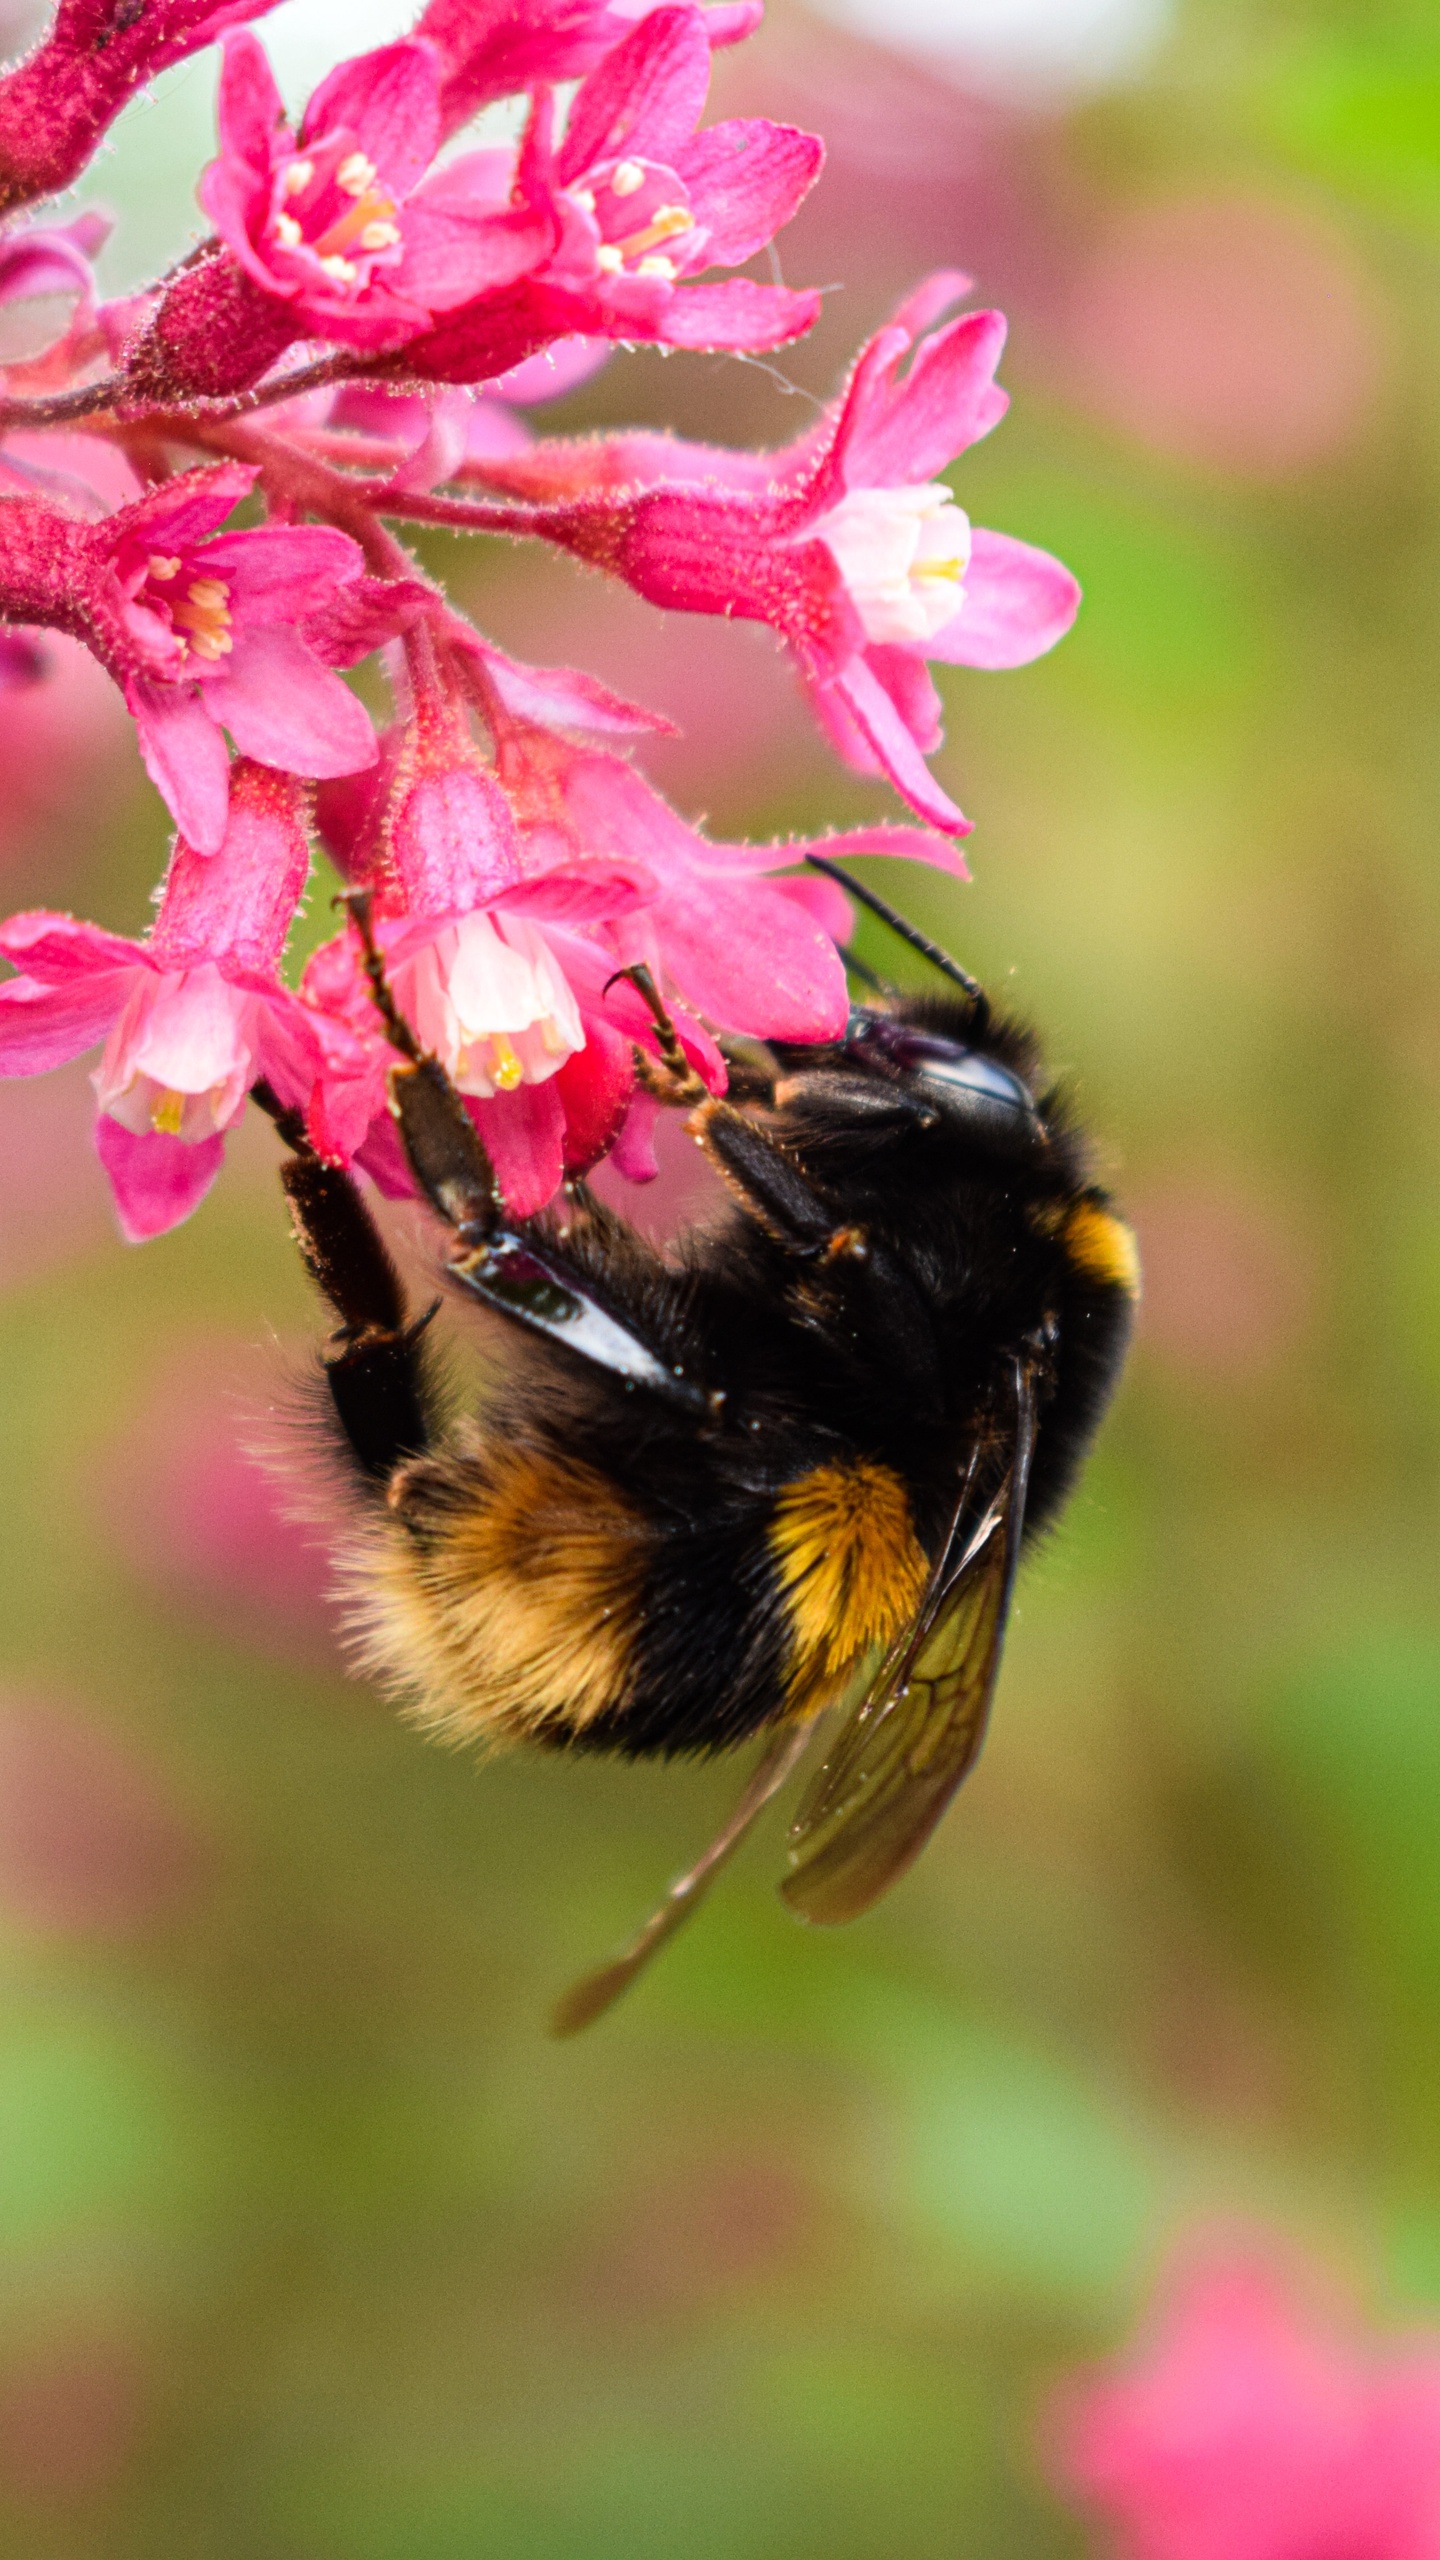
xmin=252 ymin=1081 xmax=438 ymax=1485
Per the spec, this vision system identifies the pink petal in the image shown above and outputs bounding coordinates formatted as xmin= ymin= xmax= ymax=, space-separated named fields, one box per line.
xmin=0 ymin=970 xmax=130 ymax=1073
xmin=393 ymin=190 xmax=556 ymax=314
xmin=126 ymin=678 xmax=233 ymax=855
xmin=774 ymin=872 xmax=850 ymax=939
xmin=112 ymin=462 xmax=258 ymax=557
xmin=608 ymin=1086 xmax=661 ymax=1182
xmin=0 ymin=913 xmax=147 ymax=979
xmin=468 ymin=1078 xmax=565 ymax=1216
xmin=658 ymin=279 xmax=821 ymax=351
xmin=651 ymin=873 xmax=849 ymax=1040
xmin=301 ymin=574 xmax=432 ymax=668
xmin=390 ymin=757 xmax=522 ymax=915
xmin=888 ymin=270 xmax=973 ymax=340
xmin=834 ymin=308 xmax=1009 ymax=492
xmin=556 ymin=1013 xmax=634 ymax=1172
xmin=151 ymin=762 xmax=311 ymax=974
xmin=489 ymin=334 xmax=609 ymax=405
xmin=830 ymin=655 xmax=970 ymax=835
xmin=499 ymin=860 xmax=655 ymax=925
xmin=302 ymin=41 xmax=442 ymax=200
xmin=459 ymin=634 xmax=676 ymax=737
xmin=673 ymin=119 xmax=823 ymax=268
xmin=203 ymin=628 xmax=378 ymax=779
xmin=199 ymin=524 xmax=365 ymax=621
xmin=929 ymin=528 xmax=1082 ymax=669
xmin=214 ymin=30 xmax=284 ymax=177
xmin=559 ymin=6 xmax=711 ymax=183
xmin=95 ymin=1115 xmax=226 ymax=1243
xmin=865 ymin=642 xmax=943 ymax=752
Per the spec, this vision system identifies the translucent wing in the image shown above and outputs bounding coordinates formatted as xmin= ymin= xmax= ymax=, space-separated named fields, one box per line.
xmin=550 ymin=1719 xmax=815 ymax=2037
xmin=780 ymin=1356 xmax=1039 ymax=1927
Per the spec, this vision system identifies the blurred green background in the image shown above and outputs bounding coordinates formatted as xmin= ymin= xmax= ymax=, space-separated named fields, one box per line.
xmin=2 ymin=0 xmax=1439 ymax=2546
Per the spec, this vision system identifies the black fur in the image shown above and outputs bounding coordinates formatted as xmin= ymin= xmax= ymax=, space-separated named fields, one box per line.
xmin=276 ymin=994 xmax=1134 ymax=1758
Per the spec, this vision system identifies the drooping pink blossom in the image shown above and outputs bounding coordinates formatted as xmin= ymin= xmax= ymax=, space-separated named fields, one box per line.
xmin=0 ymin=461 xmax=379 ymax=851
xmin=1048 ymin=2241 xmax=1440 ymax=2560
xmin=414 ymin=0 xmax=763 ymax=139
xmin=0 ymin=0 xmax=280 ymax=218
xmin=469 ymin=272 xmax=1079 ymax=830
xmin=0 ymin=762 xmax=321 ymax=1239
xmin=133 ymin=32 xmax=556 ymax=399
xmin=402 ymin=5 xmax=822 ymax=382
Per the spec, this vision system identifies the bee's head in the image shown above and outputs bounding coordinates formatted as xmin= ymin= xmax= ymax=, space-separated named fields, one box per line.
xmin=839 ymin=999 xmax=1051 ymax=1163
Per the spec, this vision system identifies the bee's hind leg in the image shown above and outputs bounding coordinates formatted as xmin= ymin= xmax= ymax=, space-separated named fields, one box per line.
xmin=252 ymin=1081 xmax=438 ymax=1484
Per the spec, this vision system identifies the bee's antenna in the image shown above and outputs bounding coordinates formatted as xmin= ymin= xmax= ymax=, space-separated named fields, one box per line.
xmin=806 ymin=853 xmax=987 ymax=1018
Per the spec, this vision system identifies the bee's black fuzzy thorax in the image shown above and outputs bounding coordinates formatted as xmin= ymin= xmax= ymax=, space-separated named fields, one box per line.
xmin=291 ymin=990 xmax=1138 ymax=1766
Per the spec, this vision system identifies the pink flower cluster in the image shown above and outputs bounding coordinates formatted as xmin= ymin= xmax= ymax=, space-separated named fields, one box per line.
xmin=0 ymin=0 xmax=1080 ymax=1241
xmin=1050 ymin=2241 xmax=1440 ymax=2560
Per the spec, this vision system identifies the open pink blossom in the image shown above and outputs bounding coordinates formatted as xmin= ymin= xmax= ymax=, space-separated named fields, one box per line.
xmin=0 ymin=763 xmax=320 ymax=1240
xmin=414 ymin=0 xmax=763 ymax=138
xmin=403 ymin=4 xmax=822 ymax=383
xmin=0 ymin=0 xmax=278 ymax=219
xmin=135 ymin=31 xmax=555 ymax=398
xmin=1049 ymin=2242 xmax=1440 ymax=2560
xmin=0 ymin=208 xmax=110 ymax=375
xmin=473 ymin=273 xmax=1079 ymax=830
xmin=0 ymin=461 xmax=378 ymax=851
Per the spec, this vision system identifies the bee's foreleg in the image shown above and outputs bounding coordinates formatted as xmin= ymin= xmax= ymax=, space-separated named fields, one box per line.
xmin=688 ymin=1100 xmax=866 ymax=1261
xmin=253 ymin=1083 xmax=439 ymax=1484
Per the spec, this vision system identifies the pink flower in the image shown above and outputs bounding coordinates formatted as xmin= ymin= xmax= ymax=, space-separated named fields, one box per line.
xmin=402 ymin=4 xmax=823 ymax=382
xmin=0 ymin=762 xmax=321 ymax=1240
xmin=0 ymin=461 xmax=378 ymax=851
xmin=414 ymin=0 xmax=763 ymax=137
xmin=0 ymin=0 xmax=277 ymax=219
xmin=479 ymin=273 xmax=1080 ymax=831
xmin=135 ymin=32 xmax=555 ymax=398
xmin=1049 ymin=2242 xmax=1440 ymax=2560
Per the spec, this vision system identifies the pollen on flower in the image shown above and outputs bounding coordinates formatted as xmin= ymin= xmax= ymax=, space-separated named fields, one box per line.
xmin=596 ymin=245 xmax=624 ymax=275
xmin=275 ymin=212 xmax=303 ymax=249
xmin=171 ymin=576 xmax=233 ymax=662
xmin=611 ymin=161 xmax=646 ymax=197
xmin=337 ymin=152 xmax=378 ymax=198
xmin=487 ymin=1035 xmax=525 ymax=1092
xmin=282 ymin=159 xmax=314 ymax=198
xmin=150 ymin=1088 xmax=185 ymax=1136
xmin=148 ymin=555 xmax=182 ymax=581
xmin=321 ymin=255 xmax=359 ymax=285
xmin=637 ymin=255 xmax=676 ymax=281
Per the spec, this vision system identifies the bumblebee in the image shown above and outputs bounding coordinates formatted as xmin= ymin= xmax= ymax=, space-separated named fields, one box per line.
xmin=260 ymin=861 xmax=1137 ymax=2031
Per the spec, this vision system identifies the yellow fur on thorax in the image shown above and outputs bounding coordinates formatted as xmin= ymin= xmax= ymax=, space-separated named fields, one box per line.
xmin=340 ymin=1443 xmax=649 ymax=1747
xmin=1062 ymin=1199 xmax=1141 ymax=1299
xmin=769 ymin=1459 xmax=929 ymax=1721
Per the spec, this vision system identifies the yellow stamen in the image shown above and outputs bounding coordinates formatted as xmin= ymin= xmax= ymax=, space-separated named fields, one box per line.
xmin=915 ymin=556 xmax=965 ymax=582
xmin=282 ymin=158 xmax=314 ymax=198
xmin=595 ymin=244 xmax=624 ymax=274
xmin=614 ymin=204 xmax=692 ymax=259
xmin=358 ymin=219 xmax=402 ymax=251
xmin=315 ymin=187 xmax=400 ymax=260
xmin=319 ymin=254 xmax=358 ymax=284
xmin=147 ymin=554 xmax=182 ymax=581
xmin=150 ymin=1089 xmax=185 ymax=1136
xmin=274 ymin=211 xmax=303 ymax=248
xmin=488 ymin=1035 xmax=524 ymax=1092
xmin=610 ymin=159 xmax=646 ymax=196
xmin=636 ymin=254 xmax=676 ymax=280
xmin=170 ymin=575 xmax=233 ymax=659
xmin=337 ymin=151 xmax=378 ymax=197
